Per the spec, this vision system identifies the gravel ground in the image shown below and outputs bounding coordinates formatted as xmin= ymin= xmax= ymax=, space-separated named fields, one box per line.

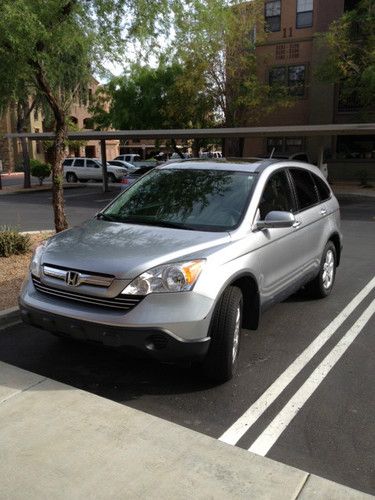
xmin=0 ymin=232 xmax=53 ymax=311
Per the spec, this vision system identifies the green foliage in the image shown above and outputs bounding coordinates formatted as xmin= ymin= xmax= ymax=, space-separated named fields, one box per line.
xmin=0 ymin=226 xmax=31 ymax=258
xmin=171 ymin=0 xmax=292 ymax=127
xmin=91 ymin=62 xmax=216 ymax=131
xmin=30 ymin=159 xmax=52 ymax=185
xmin=316 ymin=0 xmax=375 ymax=110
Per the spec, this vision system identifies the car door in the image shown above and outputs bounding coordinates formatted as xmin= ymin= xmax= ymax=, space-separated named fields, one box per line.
xmin=72 ymin=158 xmax=85 ymax=180
xmin=252 ymin=168 xmax=304 ymax=307
xmin=287 ymin=167 xmax=326 ymax=281
xmin=86 ymin=159 xmax=101 ymax=180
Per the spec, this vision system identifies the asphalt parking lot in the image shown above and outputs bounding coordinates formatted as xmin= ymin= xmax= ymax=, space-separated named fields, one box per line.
xmin=0 ymin=192 xmax=374 ymax=495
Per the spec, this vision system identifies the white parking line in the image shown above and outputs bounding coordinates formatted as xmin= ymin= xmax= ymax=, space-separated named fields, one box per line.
xmin=219 ymin=276 xmax=375 ymax=446
xmin=249 ymin=298 xmax=375 ymax=456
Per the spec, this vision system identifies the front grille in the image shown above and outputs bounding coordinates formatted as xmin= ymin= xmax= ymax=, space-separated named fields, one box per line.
xmin=32 ymin=276 xmax=144 ymax=311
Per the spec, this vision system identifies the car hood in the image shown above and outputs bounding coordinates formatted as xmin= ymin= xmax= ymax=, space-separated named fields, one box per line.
xmin=42 ymin=220 xmax=231 ymax=279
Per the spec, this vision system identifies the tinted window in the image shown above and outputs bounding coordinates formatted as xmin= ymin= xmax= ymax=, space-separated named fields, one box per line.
xmin=74 ymin=159 xmax=84 ymax=167
xmin=289 ymin=168 xmax=318 ymax=211
xmin=86 ymin=160 xmax=99 ymax=168
xmin=259 ymin=170 xmax=294 ymax=219
xmin=104 ymin=169 xmax=256 ymax=231
xmin=63 ymin=159 xmax=73 ymax=166
xmin=313 ymin=174 xmax=331 ymax=202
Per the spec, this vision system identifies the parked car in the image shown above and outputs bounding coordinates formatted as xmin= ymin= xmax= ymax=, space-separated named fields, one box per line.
xmin=199 ymin=151 xmax=223 ymax=159
xmin=62 ymin=158 xmax=126 ymax=183
xmin=107 ymin=160 xmax=139 ymax=173
xmin=120 ymin=165 xmax=155 ymax=188
xmin=20 ymin=159 xmax=342 ymax=383
xmin=114 ymin=154 xmax=157 ymax=168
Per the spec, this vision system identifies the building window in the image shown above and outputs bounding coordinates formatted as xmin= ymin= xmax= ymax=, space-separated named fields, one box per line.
xmin=296 ymin=0 xmax=313 ymax=29
xmin=288 ymin=65 xmax=306 ymax=96
xmin=265 ymin=1 xmax=281 ymax=32
xmin=269 ymin=65 xmax=306 ymax=97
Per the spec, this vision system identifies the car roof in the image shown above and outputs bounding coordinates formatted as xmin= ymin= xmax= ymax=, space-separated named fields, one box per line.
xmin=158 ymin=158 xmax=281 ymax=173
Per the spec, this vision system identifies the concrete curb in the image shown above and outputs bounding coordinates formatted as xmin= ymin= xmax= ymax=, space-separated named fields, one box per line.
xmin=0 ymin=184 xmax=86 ymax=196
xmin=0 ymin=306 xmax=21 ymax=330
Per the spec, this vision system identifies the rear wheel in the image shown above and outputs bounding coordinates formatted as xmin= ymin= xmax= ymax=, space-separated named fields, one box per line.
xmin=66 ymin=172 xmax=78 ymax=183
xmin=306 ymin=241 xmax=336 ymax=298
xmin=201 ymin=286 xmax=243 ymax=383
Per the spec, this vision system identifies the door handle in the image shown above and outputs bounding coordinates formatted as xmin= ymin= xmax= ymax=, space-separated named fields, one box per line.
xmin=293 ymin=220 xmax=301 ymax=228
xmin=320 ymin=208 xmax=327 ymax=216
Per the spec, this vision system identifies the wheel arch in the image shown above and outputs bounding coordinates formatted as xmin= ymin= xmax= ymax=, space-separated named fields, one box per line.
xmin=329 ymin=232 xmax=342 ymax=267
xmin=224 ymin=272 xmax=260 ymax=331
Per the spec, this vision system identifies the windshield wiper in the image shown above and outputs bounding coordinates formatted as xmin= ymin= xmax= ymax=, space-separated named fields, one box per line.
xmin=119 ymin=217 xmax=195 ymax=230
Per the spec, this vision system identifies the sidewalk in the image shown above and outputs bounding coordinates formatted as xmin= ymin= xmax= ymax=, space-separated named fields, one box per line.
xmin=0 ymin=361 xmax=370 ymax=499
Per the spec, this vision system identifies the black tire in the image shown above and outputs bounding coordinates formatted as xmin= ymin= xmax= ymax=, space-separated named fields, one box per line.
xmin=306 ymin=241 xmax=337 ymax=298
xmin=201 ymin=286 xmax=243 ymax=383
xmin=108 ymin=173 xmax=117 ymax=183
xmin=66 ymin=172 xmax=78 ymax=183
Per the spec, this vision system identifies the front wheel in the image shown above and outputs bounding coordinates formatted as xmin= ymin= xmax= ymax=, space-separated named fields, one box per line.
xmin=108 ymin=173 xmax=117 ymax=183
xmin=306 ymin=241 xmax=337 ymax=298
xmin=201 ymin=286 xmax=243 ymax=383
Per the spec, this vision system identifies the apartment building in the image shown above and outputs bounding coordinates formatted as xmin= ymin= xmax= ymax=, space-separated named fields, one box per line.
xmin=244 ymin=0 xmax=375 ymax=176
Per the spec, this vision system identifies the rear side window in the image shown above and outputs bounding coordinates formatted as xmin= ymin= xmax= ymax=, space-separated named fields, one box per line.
xmin=313 ymin=174 xmax=331 ymax=202
xmin=63 ymin=159 xmax=73 ymax=166
xmin=74 ymin=159 xmax=84 ymax=167
xmin=258 ymin=170 xmax=295 ymax=219
xmin=86 ymin=159 xmax=99 ymax=168
xmin=289 ymin=168 xmax=319 ymax=211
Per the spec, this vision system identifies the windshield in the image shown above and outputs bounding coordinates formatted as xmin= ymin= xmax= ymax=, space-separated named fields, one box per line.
xmin=103 ymin=168 xmax=256 ymax=231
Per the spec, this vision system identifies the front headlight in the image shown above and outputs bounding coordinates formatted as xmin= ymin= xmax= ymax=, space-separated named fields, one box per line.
xmin=30 ymin=241 xmax=47 ymax=277
xmin=122 ymin=260 xmax=205 ymax=295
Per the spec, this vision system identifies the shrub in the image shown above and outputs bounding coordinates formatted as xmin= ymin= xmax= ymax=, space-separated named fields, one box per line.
xmin=0 ymin=226 xmax=31 ymax=258
xmin=30 ymin=159 xmax=52 ymax=185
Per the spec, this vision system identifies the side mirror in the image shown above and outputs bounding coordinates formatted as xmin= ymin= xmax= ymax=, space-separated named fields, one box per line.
xmin=256 ymin=211 xmax=295 ymax=230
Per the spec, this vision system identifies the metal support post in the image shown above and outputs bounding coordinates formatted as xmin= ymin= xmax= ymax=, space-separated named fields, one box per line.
xmin=101 ymin=139 xmax=108 ymax=193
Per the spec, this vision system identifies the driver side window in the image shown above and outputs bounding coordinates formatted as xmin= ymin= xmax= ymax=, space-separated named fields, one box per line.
xmin=258 ymin=170 xmax=294 ymax=219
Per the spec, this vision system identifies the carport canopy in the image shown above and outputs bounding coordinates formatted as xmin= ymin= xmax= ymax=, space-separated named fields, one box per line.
xmin=6 ymin=123 xmax=375 ymax=192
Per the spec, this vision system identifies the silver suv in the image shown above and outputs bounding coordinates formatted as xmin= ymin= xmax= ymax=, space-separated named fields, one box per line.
xmin=20 ymin=159 xmax=342 ymax=382
xmin=63 ymin=158 xmax=126 ymax=183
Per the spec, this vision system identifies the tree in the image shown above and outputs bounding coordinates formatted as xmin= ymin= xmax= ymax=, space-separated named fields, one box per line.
xmin=316 ymin=0 xmax=375 ymax=112
xmin=91 ymin=62 xmax=217 ymax=156
xmin=0 ymin=0 xmax=177 ymax=231
xmin=172 ymin=0 xmax=292 ymax=155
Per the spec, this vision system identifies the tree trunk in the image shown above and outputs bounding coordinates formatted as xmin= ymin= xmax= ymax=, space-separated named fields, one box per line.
xmin=192 ymin=139 xmax=201 ymax=158
xmin=171 ymin=138 xmax=184 ymax=158
xmin=52 ymin=119 xmax=69 ymax=232
xmin=16 ymin=100 xmax=34 ymax=189
xmin=21 ymin=137 xmax=31 ymax=189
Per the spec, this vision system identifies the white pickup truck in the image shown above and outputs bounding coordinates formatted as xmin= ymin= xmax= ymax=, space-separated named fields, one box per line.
xmin=114 ymin=154 xmax=157 ymax=168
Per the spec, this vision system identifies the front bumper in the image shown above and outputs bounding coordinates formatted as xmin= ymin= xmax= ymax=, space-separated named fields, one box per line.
xmin=19 ymin=276 xmax=214 ymax=360
xmin=20 ymin=304 xmax=210 ymax=361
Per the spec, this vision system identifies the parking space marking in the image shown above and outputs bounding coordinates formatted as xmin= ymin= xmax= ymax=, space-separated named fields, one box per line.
xmin=249 ymin=298 xmax=375 ymax=456
xmin=219 ymin=276 xmax=375 ymax=446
